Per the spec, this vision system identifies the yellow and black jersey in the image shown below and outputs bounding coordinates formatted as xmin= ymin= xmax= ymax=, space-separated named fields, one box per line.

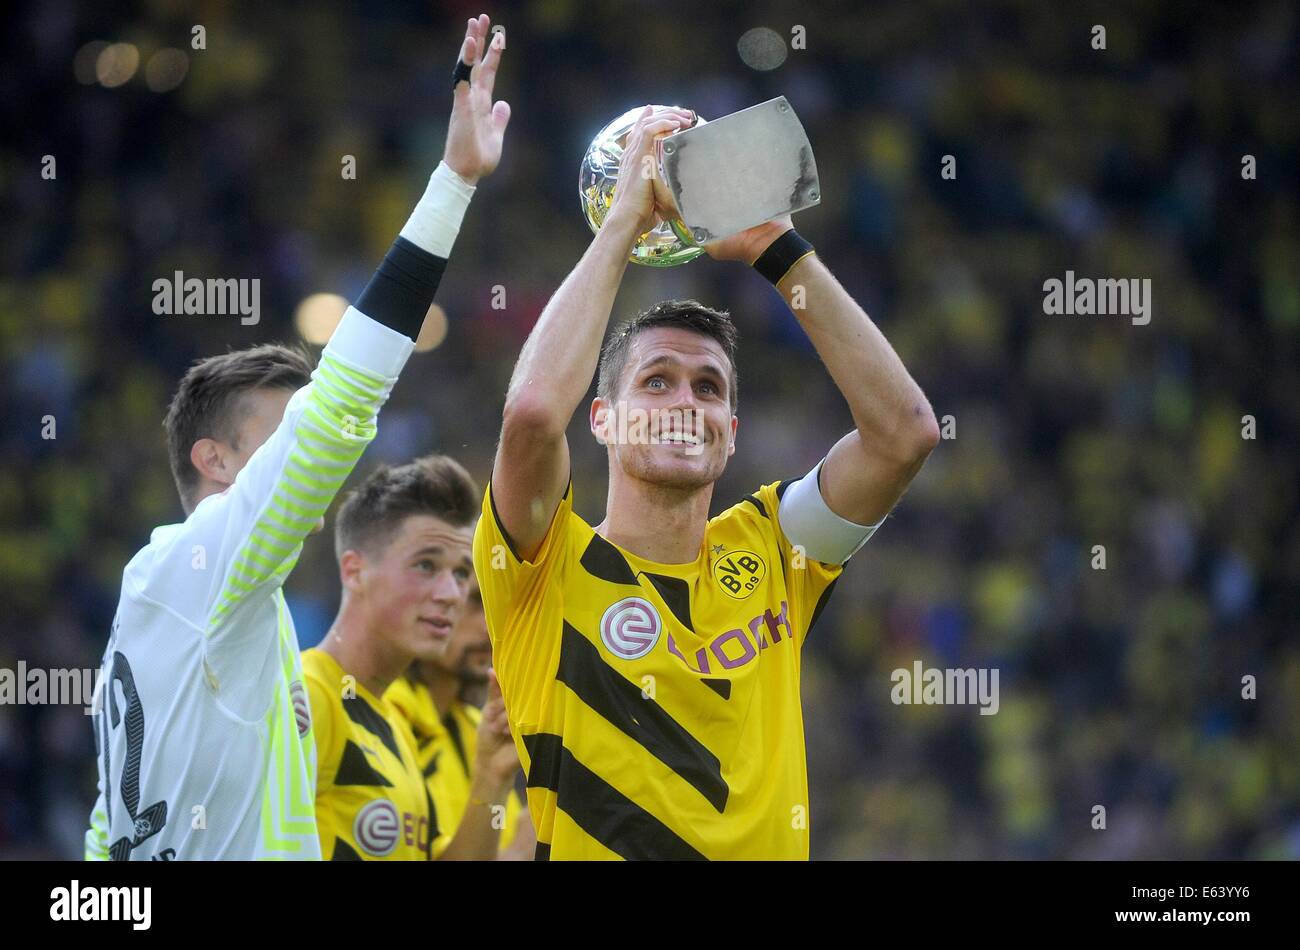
xmin=385 ymin=675 xmax=525 ymax=858
xmin=472 ymin=479 xmax=842 ymax=860
xmin=303 ymin=648 xmax=435 ymax=860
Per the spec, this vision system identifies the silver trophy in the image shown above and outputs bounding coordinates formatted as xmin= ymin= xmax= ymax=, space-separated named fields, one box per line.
xmin=579 ymin=97 xmax=820 ymax=266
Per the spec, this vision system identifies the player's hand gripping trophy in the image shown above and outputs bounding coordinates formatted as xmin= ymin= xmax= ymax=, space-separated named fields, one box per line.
xmin=579 ymin=97 xmax=821 ymax=266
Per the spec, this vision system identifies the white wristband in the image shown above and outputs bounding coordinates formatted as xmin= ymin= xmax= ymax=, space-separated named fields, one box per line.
xmin=398 ymin=161 xmax=476 ymax=259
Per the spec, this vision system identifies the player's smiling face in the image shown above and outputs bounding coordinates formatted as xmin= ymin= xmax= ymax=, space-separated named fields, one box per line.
xmin=592 ymin=326 xmax=737 ymax=490
xmin=352 ymin=514 xmax=473 ymax=662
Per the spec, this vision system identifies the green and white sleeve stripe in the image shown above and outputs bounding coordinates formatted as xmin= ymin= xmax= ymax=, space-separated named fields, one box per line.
xmin=84 ymin=794 xmax=109 ymax=860
xmin=206 ymin=309 xmax=412 ymax=631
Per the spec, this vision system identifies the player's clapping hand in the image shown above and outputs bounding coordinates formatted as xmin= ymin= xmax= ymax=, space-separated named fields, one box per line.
xmin=607 ymin=105 xmax=695 ymax=235
xmin=473 ymin=669 xmax=522 ymax=795
xmin=443 ymin=14 xmax=511 ymax=185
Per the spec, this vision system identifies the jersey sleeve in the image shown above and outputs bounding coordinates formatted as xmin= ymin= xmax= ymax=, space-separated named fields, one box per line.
xmin=473 ymin=480 xmax=576 ymax=731
xmin=303 ymin=670 xmax=344 ymax=861
xmin=500 ymin=788 xmax=525 ymax=853
xmin=758 ymin=480 xmax=845 ymax=648
xmin=83 ymin=790 xmax=109 ymax=861
xmin=472 ymin=479 xmax=576 ymax=647
xmin=131 ymin=308 xmax=413 ymax=677
xmin=303 ymin=655 xmax=342 ymax=790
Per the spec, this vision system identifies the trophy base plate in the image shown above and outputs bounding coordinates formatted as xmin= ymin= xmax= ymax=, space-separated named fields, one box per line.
xmin=660 ymin=96 xmax=820 ymax=245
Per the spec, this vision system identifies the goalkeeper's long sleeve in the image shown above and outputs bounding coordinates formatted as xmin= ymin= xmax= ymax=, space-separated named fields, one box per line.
xmin=84 ymin=790 xmax=109 ymax=860
xmin=86 ymin=161 xmax=475 ymax=860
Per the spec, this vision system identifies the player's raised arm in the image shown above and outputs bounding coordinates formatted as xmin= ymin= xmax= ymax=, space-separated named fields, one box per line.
xmin=706 ymin=222 xmax=940 ymax=559
xmin=490 ymin=106 xmax=692 ymax=560
xmin=141 ymin=16 xmax=508 ymax=702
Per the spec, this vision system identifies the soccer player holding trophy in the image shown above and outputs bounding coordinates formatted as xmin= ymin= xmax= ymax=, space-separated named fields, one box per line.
xmin=474 ymin=102 xmax=940 ymax=859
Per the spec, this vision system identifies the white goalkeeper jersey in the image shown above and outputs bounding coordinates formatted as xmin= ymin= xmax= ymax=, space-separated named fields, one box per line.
xmin=85 ymin=308 xmax=414 ymax=860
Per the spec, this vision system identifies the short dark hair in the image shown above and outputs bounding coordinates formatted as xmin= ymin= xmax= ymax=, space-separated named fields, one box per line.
xmin=597 ymin=299 xmax=739 ymax=411
xmin=334 ymin=454 xmax=479 ymax=560
xmin=164 ymin=344 xmax=313 ymax=512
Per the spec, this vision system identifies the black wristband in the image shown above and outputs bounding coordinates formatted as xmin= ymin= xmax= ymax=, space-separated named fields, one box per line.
xmin=752 ymin=229 xmax=814 ymax=285
xmin=452 ymin=59 xmax=472 ymax=90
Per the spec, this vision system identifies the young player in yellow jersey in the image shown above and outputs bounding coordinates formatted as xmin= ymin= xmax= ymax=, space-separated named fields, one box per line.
xmin=475 ymin=107 xmax=940 ymax=859
xmin=307 ymin=455 xmax=511 ymax=860
xmin=386 ymin=573 xmax=536 ymax=860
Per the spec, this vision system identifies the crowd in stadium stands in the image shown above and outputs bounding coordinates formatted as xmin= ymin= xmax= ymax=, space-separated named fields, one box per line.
xmin=2 ymin=1 xmax=1296 ymax=858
